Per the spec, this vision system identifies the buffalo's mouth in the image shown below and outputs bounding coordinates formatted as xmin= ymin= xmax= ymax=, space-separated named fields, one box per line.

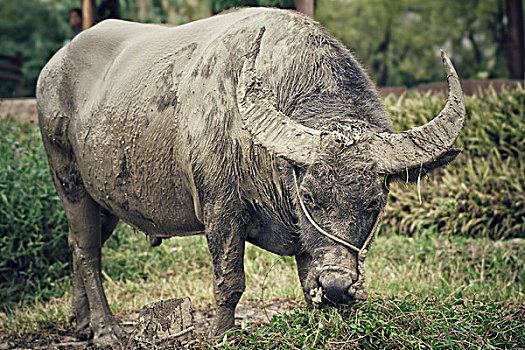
xmin=304 ymin=269 xmax=368 ymax=306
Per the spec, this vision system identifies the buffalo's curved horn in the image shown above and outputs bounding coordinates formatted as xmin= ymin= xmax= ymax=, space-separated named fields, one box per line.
xmin=371 ymin=50 xmax=466 ymax=175
xmin=237 ymin=27 xmax=333 ymax=166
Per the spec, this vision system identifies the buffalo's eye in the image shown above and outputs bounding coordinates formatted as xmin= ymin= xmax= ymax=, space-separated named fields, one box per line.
xmin=302 ymin=192 xmax=314 ymax=203
xmin=366 ymin=199 xmax=380 ymax=211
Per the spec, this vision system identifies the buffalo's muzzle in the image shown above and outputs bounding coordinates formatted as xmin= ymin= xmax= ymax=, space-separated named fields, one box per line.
xmin=321 ymin=278 xmax=352 ymax=304
xmin=318 ymin=272 xmax=354 ymax=304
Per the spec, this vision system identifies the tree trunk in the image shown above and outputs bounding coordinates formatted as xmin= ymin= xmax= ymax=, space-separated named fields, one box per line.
xmin=137 ymin=0 xmax=151 ymax=22
xmin=82 ymin=0 xmax=97 ymax=29
xmin=98 ymin=0 xmax=120 ymax=20
xmin=295 ymin=0 xmax=314 ymax=18
xmin=506 ymin=0 xmax=524 ymax=79
xmin=373 ymin=18 xmax=392 ymax=86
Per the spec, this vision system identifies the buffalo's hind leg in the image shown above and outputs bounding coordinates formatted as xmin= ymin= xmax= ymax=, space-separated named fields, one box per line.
xmin=43 ymin=139 xmax=123 ymax=345
xmin=68 ymin=208 xmax=119 ymax=340
xmin=68 ymin=242 xmax=92 ymax=340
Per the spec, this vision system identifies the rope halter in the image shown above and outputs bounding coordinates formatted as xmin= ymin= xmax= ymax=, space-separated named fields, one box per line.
xmin=292 ymin=169 xmax=382 ymax=303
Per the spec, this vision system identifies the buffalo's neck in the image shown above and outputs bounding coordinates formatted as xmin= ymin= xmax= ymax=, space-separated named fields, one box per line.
xmin=239 ymin=151 xmax=301 ymax=256
xmin=245 ymin=202 xmax=301 ymax=256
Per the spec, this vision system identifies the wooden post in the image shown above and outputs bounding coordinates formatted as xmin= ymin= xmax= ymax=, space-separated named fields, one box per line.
xmin=506 ymin=0 xmax=524 ymax=79
xmin=82 ymin=0 xmax=97 ymax=29
xmin=295 ymin=0 xmax=314 ymax=18
xmin=15 ymin=52 xmax=23 ymax=97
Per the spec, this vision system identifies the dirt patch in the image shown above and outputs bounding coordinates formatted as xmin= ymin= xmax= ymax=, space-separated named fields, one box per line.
xmin=0 ymin=298 xmax=300 ymax=349
xmin=0 ymin=98 xmax=38 ymax=125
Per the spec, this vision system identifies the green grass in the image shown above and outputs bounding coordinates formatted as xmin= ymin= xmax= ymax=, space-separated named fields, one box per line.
xmin=218 ymin=298 xmax=524 ymax=349
xmin=0 ymin=119 xmax=69 ymax=307
xmin=1 ymin=227 xmax=523 ymax=349
xmin=214 ymin=232 xmax=524 ymax=349
xmin=383 ymin=85 xmax=525 ymax=239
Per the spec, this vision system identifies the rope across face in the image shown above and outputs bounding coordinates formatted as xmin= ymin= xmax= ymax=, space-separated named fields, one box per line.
xmin=293 ymin=169 xmax=381 ymax=303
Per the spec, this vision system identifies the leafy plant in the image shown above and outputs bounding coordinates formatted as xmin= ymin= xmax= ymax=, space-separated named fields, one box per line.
xmin=0 ymin=85 xmax=522 ymax=313
xmin=0 ymin=120 xmax=69 ymax=307
xmin=382 ymin=85 xmax=525 ymax=239
xmin=316 ymin=0 xmax=509 ymax=86
xmin=0 ymin=0 xmax=74 ymax=97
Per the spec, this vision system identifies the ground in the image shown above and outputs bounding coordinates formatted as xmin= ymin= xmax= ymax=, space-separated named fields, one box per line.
xmin=1 ymin=233 xmax=523 ymax=349
xmin=0 ymin=299 xmax=298 ymax=349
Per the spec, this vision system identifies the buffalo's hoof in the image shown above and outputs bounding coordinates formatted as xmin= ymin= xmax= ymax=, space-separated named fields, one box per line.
xmin=69 ymin=311 xmax=93 ymax=341
xmin=75 ymin=323 xmax=93 ymax=341
xmin=208 ymin=325 xmax=236 ymax=339
xmin=93 ymin=321 xmax=125 ymax=345
xmin=208 ymin=319 xmax=235 ymax=338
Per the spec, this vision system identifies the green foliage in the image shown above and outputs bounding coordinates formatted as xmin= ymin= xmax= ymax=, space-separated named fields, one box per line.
xmin=210 ymin=0 xmax=257 ymax=14
xmin=120 ymin=0 xmax=211 ymax=24
xmin=316 ymin=0 xmax=510 ymax=86
xmin=0 ymin=0 xmax=211 ymax=98
xmin=0 ymin=0 xmax=75 ymax=97
xmin=382 ymin=85 xmax=525 ymax=239
xmin=219 ymin=299 xmax=524 ymax=349
xmin=1 ymin=0 xmax=517 ymax=98
xmin=209 ymin=0 xmax=294 ymax=15
xmin=0 ymin=120 xmax=70 ymax=307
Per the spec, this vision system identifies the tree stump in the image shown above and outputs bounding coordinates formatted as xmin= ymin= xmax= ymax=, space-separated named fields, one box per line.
xmin=128 ymin=297 xmax=194 ymax=349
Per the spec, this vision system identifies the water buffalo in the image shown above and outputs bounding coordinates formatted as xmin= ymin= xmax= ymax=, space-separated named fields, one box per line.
xmin=37 ymin=7 xmax=465 ymax=344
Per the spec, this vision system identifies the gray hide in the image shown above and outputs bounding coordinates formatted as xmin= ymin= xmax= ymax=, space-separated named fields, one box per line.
xmin=37 ymin=7 xmax=465 ymax=344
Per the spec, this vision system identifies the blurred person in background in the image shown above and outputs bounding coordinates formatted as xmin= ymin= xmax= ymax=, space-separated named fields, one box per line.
xmin=63 ymin=8 xmax=82 ymax=46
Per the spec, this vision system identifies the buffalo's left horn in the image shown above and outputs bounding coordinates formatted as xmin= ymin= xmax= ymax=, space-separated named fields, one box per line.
xmin=371 ymin=50 xmax=466 ymax=174
xmin=237 ymin=27 xmax=334 ymax=166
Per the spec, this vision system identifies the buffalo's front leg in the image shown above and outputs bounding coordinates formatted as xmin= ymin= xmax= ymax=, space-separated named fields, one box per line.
xmin=205 ymin=208 xmax=246 ymax=336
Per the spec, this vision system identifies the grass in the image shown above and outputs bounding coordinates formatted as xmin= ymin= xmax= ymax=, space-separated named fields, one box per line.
xmin=383 ymin=85 xmax=525 ymax=239
xmin=1 ymin=87 xmax=523 ymax=305
xmin=0 ymin=120 xmax=69 ymax=306
xmin=219 ymin=298 xmax=524 ymax=349
xmin=1 ymin=225 xmax=523 ymax=349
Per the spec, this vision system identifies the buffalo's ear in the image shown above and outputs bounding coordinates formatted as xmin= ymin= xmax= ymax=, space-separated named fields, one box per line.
xmin=386 ymin=148 xmax=462 ymax=184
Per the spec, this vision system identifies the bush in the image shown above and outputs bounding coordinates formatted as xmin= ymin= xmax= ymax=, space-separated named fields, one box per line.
xmin=0 ymin=120 xmax=69 ymax=307
xmin=0 ymin=0 xmax=73 ymax=97
xmin=382 ymin=85 xmax=525 ymax=239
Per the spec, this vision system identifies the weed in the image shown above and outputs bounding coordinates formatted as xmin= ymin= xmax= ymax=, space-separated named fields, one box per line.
xmin=0 ymin=87 xmax=523 ymax=348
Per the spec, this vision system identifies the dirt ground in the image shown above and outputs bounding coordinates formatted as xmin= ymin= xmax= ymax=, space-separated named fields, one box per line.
xmin=0 ymin=298 xmax=299 ymax=349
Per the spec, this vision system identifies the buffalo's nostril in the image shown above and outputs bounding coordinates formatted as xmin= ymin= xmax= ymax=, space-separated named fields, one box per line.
xmin=319 ymin=277 xmax=352 ymax=304
xmin=354 ymin=287 xmax=368 ymax=301
xmin=348 ymin=285 xmax=369 ymax=301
